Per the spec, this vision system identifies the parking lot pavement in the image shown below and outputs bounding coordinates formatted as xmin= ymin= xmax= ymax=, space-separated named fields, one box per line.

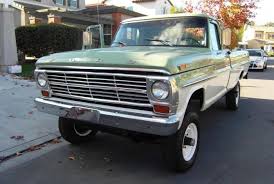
xmin=0 ymin=74 xmax=58 ymax=158
xmin=0 ymin=60 xmax=274 ymax=184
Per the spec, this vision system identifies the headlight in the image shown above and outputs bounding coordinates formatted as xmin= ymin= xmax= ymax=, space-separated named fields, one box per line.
xmin=37 ymin=73 xmax=47 ymax=87
xmin=151 ymin=81 xmax=169 ymax=100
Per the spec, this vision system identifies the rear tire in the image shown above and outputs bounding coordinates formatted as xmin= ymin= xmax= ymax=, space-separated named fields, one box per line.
xmin=59 ymin=117 xmax=97 ymax=144
xmin=226 ymin=82 xmax=240 ymax=111
xmin=162 ymin=101 xmax=200 ymax=172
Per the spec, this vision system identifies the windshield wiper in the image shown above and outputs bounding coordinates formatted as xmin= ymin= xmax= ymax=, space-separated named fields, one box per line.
xmin=113 ymin=41 xmax=127 ymax=46
xmin=145 ymin=38 xmax=173 ymax=46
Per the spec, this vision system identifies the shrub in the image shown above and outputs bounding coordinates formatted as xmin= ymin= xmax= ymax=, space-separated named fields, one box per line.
xmin=15 ymin=24 xmax=83 ymax=58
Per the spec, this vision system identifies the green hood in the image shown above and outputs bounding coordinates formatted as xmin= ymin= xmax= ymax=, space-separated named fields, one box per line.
xmin=36 ymin=46 xmax=211 ymax=74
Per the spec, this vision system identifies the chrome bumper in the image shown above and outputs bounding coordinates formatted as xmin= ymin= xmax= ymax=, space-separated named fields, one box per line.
xmin=35 ymin=98 xmax=179 ymax=136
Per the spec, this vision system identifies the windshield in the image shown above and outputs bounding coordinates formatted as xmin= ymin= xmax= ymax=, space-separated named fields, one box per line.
xmin=248 ymin=50 xmax=262 ymax=57
xmin=112 ymin=17 xmax=208 ymax=48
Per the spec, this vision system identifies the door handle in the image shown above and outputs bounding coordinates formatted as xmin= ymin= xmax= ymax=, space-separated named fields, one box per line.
xmin=225 ymin=50 xmax=231 ymax=58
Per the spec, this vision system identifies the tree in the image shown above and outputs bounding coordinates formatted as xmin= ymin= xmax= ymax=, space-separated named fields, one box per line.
xmin=182 ymin=0 xmax=258 ymax=48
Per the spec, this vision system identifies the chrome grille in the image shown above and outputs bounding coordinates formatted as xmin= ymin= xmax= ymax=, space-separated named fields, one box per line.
xmin=45 ymin=70 xmax=151 ymax=107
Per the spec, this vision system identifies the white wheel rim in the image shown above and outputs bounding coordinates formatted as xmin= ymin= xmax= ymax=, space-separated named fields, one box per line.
xmin=235 ymin=84 xmax=240 ymax=106
xmin=73 ymin=124 xmax=92 ymax=137
xmin=182 ymin=123 xmax=198 ymax=161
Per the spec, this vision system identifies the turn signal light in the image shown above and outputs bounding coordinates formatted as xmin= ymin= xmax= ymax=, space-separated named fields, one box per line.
xmin=153 ymin=104 xmax=170 ymax=114
xmin=41 ymin=90 xmax=49 ymax=97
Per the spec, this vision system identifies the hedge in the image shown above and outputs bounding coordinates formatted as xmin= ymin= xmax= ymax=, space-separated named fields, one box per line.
xmin=15 ymin=24 xmax=83 ymax=58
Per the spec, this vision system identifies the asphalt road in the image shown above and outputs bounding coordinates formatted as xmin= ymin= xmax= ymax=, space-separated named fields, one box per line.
xmin=0 ymin=60 xmax=274 ymax=184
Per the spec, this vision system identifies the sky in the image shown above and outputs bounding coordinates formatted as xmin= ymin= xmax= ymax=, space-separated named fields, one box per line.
xmin=253 ymin=0 xmax=274 ymax=25
xmin=173 ymin=0 xmax=274 ymax=26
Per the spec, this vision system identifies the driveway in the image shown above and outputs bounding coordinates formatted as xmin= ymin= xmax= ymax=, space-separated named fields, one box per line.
xmin=0 ymin=74 xmax=58 ymax=157
xmin=0 ymin=60 xmax=274 ymax=184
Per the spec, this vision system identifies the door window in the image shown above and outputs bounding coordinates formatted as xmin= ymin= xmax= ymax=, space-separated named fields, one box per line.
xmin=209 ymin=23 xmax=221 ymax=50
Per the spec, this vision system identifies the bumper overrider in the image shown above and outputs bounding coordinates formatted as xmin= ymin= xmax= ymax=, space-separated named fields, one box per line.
xmin=35 ymin=98 xmax=179 ymax=136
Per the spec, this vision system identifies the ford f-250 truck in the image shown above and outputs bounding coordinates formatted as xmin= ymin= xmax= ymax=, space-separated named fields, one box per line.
xmin=34 ymin=14 xmax=249 ymax=172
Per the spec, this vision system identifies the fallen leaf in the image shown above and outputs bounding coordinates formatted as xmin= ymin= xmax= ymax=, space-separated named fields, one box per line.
xmin=51 ymin=138 xmax=62 ymax=144
xmin=28 ymin=145 xmax=42 ymax=152
xmin=28 ymin=111 xmax=33 ymax=115
xmin=68 ymin=156 xmax=75 ymax=160
xmin=16 ymin=152 xmax=22 ymax=156
xmin=15 ymin=135 xmax=24 ymax=140
xmin=10 ymin=135 xmax=24 ymax=140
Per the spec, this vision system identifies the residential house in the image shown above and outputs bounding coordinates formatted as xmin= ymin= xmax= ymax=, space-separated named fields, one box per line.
xmin=79 ymin=5 xmax=143 ymax=45
xmin=131 ymin=0 xmax=173 ymax=15
xmin=10 ymin=0 xmax=142 ymax=45
xmin=10 ymin=0 xmax=87 ymax=28
xmin=242 ymin=25 xmax=274 ymax=51
xmin=85 ymin=0 xmax=174 ymax=15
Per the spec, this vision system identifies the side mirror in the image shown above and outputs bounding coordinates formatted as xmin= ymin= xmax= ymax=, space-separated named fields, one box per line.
xmin=222 ymin=28 xmax=232 ymax=47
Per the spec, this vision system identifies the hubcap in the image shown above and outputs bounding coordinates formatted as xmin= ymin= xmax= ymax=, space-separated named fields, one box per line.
xmin=73 ymin=123 xmax=92 ymax=137
xmin=182 ymin=123 xmax=198 ymax=161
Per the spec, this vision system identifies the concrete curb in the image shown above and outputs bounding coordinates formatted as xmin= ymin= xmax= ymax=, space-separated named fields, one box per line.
xmin=0 ymin=131 xmax=60 ymax=158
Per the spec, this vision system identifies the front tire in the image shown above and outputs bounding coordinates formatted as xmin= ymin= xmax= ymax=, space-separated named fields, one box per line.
xmin=162 ymin=102 xmax=200 ymax=172
xmin=226 ymin=82 xmax=240 ymax=110
xmin=59 ymin=117 xmax=97 ymax=144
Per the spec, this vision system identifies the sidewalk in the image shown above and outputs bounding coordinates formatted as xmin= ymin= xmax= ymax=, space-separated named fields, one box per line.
xmin=0 ymin=74 xmax=58 ymax=158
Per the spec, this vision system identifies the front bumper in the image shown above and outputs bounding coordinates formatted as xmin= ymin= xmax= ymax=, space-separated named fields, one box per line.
xmin=35 ymin=98 xmax=179 ymax=136
xmin=249 ymin=62 xmax=264 ymax=69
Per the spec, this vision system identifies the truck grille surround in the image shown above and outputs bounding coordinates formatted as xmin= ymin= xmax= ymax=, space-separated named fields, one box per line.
xmin=42 ymin=68 xmax=159 ymax=111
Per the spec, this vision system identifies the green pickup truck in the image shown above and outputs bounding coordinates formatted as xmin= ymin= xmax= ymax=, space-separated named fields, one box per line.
xmin=34 ymin=14 xmax=249 ymax=172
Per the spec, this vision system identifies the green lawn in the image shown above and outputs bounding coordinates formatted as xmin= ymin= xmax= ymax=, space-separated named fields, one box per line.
xmin=20 ymin=63 xmax=36 ymax=78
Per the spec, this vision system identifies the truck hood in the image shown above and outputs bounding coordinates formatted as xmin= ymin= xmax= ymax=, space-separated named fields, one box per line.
xmin=36 ymin=46 xmax=211 ymax=74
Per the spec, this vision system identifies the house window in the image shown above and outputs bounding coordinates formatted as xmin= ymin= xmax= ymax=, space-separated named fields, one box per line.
xmin=104 ymin=24 xmax=112 ymax=46
xmin=68 ymin=0 xmax=78 ymax=8
xmin=268 ymin=33 xmax=274 ymax=40
xmin=255 ymin=32 xmax=263 ymax=39
xmin=55 ymin=0 xmax=64 ymax=5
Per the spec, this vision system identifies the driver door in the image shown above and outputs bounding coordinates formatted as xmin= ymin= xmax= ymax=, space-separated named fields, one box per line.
xmin=205 ymin=22 xmax=231 ymax=103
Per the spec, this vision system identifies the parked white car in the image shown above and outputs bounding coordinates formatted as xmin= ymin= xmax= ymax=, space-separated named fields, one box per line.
xmin=247 ymin=49 xmax=268 ymax=71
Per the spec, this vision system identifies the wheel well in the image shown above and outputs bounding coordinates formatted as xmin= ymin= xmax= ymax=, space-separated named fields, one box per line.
xmin=189 ymin=88 xmax=204 ymax=109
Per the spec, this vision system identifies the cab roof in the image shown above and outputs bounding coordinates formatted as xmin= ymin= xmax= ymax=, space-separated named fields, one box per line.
xmin=122 ymin=13 xmax=217 ymax=24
